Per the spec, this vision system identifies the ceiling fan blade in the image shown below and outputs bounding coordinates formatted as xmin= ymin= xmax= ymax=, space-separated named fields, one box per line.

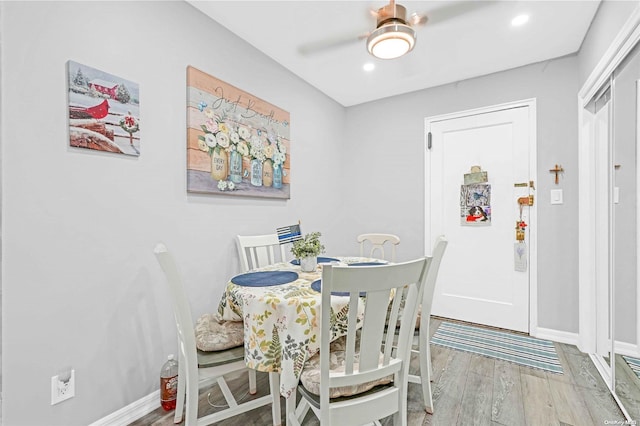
xmin=298 ymin=31 xmax=369 ymax=56
xmin=425 ymin=0 xmax=498 ymax=26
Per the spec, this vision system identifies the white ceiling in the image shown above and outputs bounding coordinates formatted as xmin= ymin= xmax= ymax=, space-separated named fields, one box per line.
xmin=188 ymin=1 xmax=601 ymax=107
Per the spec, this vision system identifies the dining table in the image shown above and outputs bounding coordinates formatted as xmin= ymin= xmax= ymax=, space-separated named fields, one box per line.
xmin=216 ymin=256 xmax=388 ymax=399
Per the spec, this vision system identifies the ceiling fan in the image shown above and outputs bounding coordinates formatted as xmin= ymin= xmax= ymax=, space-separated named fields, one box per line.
xmin=298 ymin=1 xmax=495 ymax=59
xmin=365 ymin=0 xmax=426 ymax=59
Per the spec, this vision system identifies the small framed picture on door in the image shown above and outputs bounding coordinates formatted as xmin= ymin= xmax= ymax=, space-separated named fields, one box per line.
xmin=461 ymin=184 xmax=491 ymax=225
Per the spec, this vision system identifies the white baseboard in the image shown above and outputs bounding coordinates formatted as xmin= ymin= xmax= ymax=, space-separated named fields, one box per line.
xmin=89 ymin=390 xmax=160 ymax=426
xmin=533 ymin=328 xmax=639 ymax=357
xmin=532 ymin=327 xmax=579 ymax=346
xmin=615 ymin=340 xmax=640 ymax=357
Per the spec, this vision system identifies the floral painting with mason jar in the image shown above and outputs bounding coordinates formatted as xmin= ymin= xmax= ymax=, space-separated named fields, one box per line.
xmin=186 ymin=66 xmax=290 ymax=198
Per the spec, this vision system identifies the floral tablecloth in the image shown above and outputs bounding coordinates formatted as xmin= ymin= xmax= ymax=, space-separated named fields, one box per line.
xmin=217 ymin=257 xmax=384 ymax=398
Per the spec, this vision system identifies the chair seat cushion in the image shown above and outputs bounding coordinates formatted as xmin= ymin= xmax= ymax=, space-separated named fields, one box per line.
xmin=195 ymin=313 xmax=244 ymax=352
xmin=299 ymin=337 xmax=393 ymax=398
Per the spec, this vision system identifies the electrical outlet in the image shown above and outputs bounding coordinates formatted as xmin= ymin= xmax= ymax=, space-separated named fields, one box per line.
xmin=51 ymin=369 xmax=75 ymax=405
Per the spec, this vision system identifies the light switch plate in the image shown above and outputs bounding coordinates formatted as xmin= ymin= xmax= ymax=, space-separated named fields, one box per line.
xmin=551 ymin=189 xmax=563 ymax=205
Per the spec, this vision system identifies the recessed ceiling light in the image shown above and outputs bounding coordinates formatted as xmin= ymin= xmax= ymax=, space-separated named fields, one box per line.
xmin=511 ymin=14 xmax=529 ymax=27
xmin=363 ymin=63 xmax=375 ymax=72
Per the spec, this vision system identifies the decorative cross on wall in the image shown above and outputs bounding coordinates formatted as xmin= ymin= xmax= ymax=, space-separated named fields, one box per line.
xmin=549 ymin=164 xmax=564 ymax=184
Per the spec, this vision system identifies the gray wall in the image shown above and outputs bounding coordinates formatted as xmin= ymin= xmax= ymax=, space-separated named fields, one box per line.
xmin=340 ymin=57 xmax=580 ymax=333
xmin=0 ymin=1 xmax=346 ymax=425
xmin=578 ymin=0 xmax=639 ymax=88
xmin=0 ymin=0 xmax=635 ymax=425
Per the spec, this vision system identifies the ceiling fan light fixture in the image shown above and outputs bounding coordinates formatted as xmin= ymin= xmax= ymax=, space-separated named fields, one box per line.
xmin=367 ymin=23 xmax=416 ymax=59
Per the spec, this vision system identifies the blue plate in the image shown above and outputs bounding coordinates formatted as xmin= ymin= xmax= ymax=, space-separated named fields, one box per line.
xmin=231 ymin=271 xmax=299 ymax=287
xmin=290 ymin=257 xmax=339 ymax=265
xmin=348 ymin=262 xmax=387 ymax=266
xmin=310 ymin=279 xmax=365 ymax=297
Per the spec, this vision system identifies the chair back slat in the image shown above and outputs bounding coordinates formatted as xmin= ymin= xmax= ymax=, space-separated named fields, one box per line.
xmin=248 ymin=244 xmax=275 ymax=268
xmin=358 ymin=289 xmax=392 ymax=371
xmin=344 ymin=296 xmax=360 ymax=375
xmin=383 ymin=287 xmax=404 ymax=362
xmin=237 ymin=234 xmax=287 ymax=271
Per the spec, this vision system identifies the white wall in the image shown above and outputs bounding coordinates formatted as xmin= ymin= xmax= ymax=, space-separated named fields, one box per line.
xmin=1 ymin=0 xmax=635 ymax=424
xmin=340 ymin=57 xmax=580 ymax=333
xmin=0 ymin=1 xmax=346 ymax=424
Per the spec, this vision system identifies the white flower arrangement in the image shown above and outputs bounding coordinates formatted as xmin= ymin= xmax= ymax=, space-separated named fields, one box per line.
xmin=197 ymin=108 xmax=288 ymax=171
xmin=199 ymin=110 xmax=235 ymax=155
xmin=205 ymin=133 xmax=216 ymax=148
xmin=238 ymin=126 xmax=251 ymax=141
xmin=217 ymin=180 xmax=236 ymax=191
xmin=237 ymin=141 xmax=250 ymax=157
xmin=269 ymin=138 xmax=287 ymax=165
xmin=277 ymin=140 xmax=287 ymax=156
xmin=264 ymin=143 xmax=274 ymax=160
xmin=216 ymin=132 xmax=230 ymax=148
xmin=199 ymin=112 xmax=228 ymax=155
xmin=249 ymin=135 xmax=266 ymax=162
xmin=273 ymin=151 xmax=286 ymax=165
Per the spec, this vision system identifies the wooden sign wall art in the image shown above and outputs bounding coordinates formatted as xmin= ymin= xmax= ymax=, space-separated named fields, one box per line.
xmin=186 ymin=66 xmax=290 ymax=199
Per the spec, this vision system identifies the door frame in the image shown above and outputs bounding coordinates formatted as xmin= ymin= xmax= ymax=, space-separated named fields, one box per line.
xmin=424 ymin=98 xmax=538 ymax=335
xmin=577 ymin=3 xmax=640 ymax=392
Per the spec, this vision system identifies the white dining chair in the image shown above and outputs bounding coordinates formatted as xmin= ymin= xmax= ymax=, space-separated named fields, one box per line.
xmin=408 ymin=235 xmax=448 ymax=414
xmin=287 ymin=257 xmax=432 ymax=426
xmin=237 ymin=234 xmax=288 ymax=272
xmin=236 ymin=233 xmax=290 ymax=400
xmin=154 ymin=243 xmax=281 ymax=425
xmin=357 ymin=233 xmax=400 ymax=262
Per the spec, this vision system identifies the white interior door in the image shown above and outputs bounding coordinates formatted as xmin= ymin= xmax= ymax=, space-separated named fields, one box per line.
xmin=425 ymin=102 xmax=536 ymax=333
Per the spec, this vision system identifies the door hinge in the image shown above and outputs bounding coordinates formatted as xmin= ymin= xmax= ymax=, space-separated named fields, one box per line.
xmin=427 ymin=132 xmax=432 ymax=150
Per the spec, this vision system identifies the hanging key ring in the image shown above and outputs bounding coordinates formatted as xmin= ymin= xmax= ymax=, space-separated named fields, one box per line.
xmin=519 ymin=203 xmax=524 ymax=221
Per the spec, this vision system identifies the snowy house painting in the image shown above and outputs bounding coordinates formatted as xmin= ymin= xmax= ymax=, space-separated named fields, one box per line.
xmin=67 ymin=60 xmax=141 ymax=156
xmin=88 ymin=79 xmax=119 ymax=99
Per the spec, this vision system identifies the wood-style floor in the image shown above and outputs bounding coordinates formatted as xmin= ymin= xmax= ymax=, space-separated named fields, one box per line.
xmin=615 ymin=353 xmax=640 ymax=420
xmin=130 ymin=317 xmax=626 ymax=425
